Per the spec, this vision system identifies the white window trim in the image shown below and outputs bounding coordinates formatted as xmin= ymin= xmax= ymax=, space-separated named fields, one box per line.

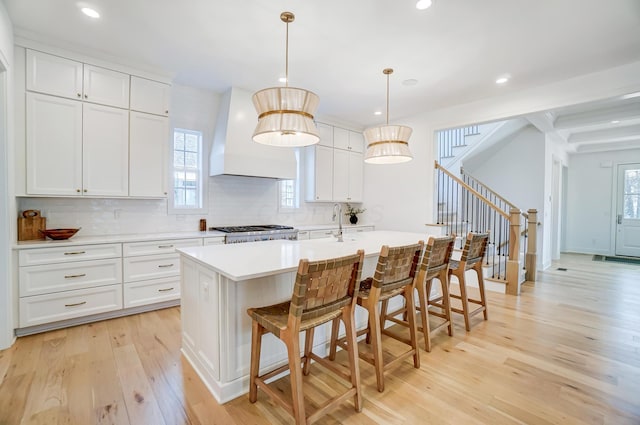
xmin=168 ymin=127 xmax=208 ymax=215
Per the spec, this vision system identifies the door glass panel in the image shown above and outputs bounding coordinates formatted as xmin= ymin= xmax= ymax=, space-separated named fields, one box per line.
xmin=623 ymin=169 xmax=640 ymax=219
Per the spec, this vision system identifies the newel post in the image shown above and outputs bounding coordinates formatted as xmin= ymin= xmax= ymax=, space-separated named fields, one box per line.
xmin=506 ymin=208 xmax=521 ymax=296
xmin=525 ymin=209 xmax=538 ymax=282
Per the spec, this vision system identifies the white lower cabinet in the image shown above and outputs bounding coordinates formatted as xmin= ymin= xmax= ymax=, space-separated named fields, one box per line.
xmin=124 ymin=277 xmax=180 ymax=308
xmin=122 ymin=238 xmax=202 ymax=307
xmin=18 ymin=243 xmax=123 ymax=328
xmin=20 ymin=284 xmax=123 ymax=328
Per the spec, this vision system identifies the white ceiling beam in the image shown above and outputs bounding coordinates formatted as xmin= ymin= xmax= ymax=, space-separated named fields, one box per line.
xmin=554 ymin=101 xmax=640 ymax=130
xmin=568 ymin=124 xmax=640 ymax=144
xmin=575 ymin=138 xmax=640 ymax=153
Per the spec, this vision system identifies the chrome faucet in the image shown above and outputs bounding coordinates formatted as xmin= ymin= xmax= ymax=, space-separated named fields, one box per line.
xmin=332 ymin=203 xmax=344 ymax=242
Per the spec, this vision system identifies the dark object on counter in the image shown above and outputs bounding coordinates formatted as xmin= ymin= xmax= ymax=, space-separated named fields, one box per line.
xmin=349 ymin=214 xmax=358 ymax=224
xmin=18 ymin=209 xmax=47 ymax=241
xmin=39 ymin=228 xmax=81 ymax=240
xmin=200 ymin=219 xmax=207 ymax=232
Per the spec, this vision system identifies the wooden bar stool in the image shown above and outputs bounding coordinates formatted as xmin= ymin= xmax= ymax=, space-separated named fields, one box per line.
xmin=414 ymin=234 xmax=456 ymax=352
xmin=247 ymin=250 xmax=365 ymax=425
xmin=448 ymin=232 xmax=490 ymax=331
xmin=331 ymin=241 xmax=423 ymax=392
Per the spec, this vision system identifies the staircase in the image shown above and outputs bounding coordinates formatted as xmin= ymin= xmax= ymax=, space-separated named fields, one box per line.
xmin=432 ymin=123 xmax=539 ymax=296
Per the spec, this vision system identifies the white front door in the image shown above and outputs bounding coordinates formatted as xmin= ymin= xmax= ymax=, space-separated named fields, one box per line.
xmin=615 ymin=163 xmax=640 ymax=257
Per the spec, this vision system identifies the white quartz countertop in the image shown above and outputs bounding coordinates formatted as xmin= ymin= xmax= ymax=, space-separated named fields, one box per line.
xmin=178 ymin=230 xmax=429 ymax=281
xmin=14 ymin=230 xmax=226 ymax=249
xmin=295 ymin=223 xmax=375 ymax=231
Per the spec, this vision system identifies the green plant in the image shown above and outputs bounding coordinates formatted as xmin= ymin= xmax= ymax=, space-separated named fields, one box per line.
xmin=344 ymin=203 xmax=366 ymax=216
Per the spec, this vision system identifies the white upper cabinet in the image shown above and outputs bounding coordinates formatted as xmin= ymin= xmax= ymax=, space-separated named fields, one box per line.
xmin=83 ymin=65 xmax=130 ymax=108
xmin=82 ymin=103 xmax=130 ymax=196
xmin=26 ymin=50 xmax=130 ymax=108
xmin=26 ymin=50 xmax=83 ymax=100
xmin=332 ymin=149 xmax=363 ymax=203
xmin=305 ymin=145 xmax=334 ymax=202
xmin=317 ymin=122 xmax=334 ymax=147
xmin=333 ymin=126 xmax=364 ymax=153
xmin=26 ymin=92 xmax=83 ymax=196
xmin=129 ymin=112 xmax=169 ymax=197
xmin=130 ymin=76 xmax=170 ymax=116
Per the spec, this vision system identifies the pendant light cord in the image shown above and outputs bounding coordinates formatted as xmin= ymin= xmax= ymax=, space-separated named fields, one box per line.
xmin=386 ymin=71 xmax=390 ymax=125
xmin=285 ymin=19 xmax=289 ymax=88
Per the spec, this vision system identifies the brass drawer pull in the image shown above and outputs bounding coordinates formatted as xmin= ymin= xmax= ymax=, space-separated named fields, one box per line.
xmin=158 ymin=287 xmax=174 ymax=292
xmin=157 ymin=244 xmax=174 ymax=249
xmin=158 ymin=264 xmax=174 ymax=268
xmin=65 ymin=301 xmax=87 ymax=307
xmin=64 ymin=273 xmax=86 ymax=279
xmin=64 ymin=251 xmax=86 ymax=255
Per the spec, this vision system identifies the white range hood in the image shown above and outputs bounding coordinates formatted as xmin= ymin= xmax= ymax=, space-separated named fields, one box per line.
xmin=210 ymin=87 xmax=297 ymax=179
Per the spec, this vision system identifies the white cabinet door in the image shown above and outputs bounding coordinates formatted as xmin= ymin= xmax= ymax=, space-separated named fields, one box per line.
xmin=348 ymin=150 xmax=364 ymax=202
xmin=316 ymin=122 xmax=334 ymax=147
xmin=333 ymin=149 xmax=363 ymax=202
xmin=26 ymin=50 xmax=83 ymax=100
xmin=83 ymin=65 xmax=130 ymax=108
xmin=130 ymin=76 xmax=170 ymax=116
xmin=305 ymin=145 xmax=334 ymax=201
xmin=26 ymin=93 xmax=83 ymax=196
xmin=129 ymin=112 xmax=169 ymax=197
xmin=83 ymin=103 xmax=129 ymax=196
xmin=332 ymin=148 xmax=350 ymax=202
xmin=333 ymin=126 xmax=350 ymax=150
xmin=349 ymin=130 xmax=365 ymax=153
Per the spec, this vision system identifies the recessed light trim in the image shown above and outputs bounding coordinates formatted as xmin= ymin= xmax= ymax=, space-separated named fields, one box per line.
xmin=278 ymin=77 xmax=288 ymax=83
xmin=374 ymin=111 xmax=382 ymax=116
xmin=81 ymin=7 xmax=100 ymax=18
xmin=611 ymin=120 xmax=620 ymax=124
xmin=495 ymin=76 xmax=509 ymax=84
xmin=416 ymin=0 xmax=433 ymax=10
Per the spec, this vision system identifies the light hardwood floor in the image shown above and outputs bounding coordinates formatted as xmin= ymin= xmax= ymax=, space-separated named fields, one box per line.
xmin=1 ymin=253 xmax=639 ymax=424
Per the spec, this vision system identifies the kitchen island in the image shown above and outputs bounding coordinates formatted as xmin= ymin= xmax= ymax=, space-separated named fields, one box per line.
xmin=177 ymin=230 xmax=429 ymax=403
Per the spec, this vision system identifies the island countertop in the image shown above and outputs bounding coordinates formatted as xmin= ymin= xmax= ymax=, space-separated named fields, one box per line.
xmin=177 ymin=230 xmax=429 ymax=281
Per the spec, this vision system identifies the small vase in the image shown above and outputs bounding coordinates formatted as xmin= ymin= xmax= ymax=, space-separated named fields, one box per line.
xmin=349 ymin=214 xmax=358 ymax=224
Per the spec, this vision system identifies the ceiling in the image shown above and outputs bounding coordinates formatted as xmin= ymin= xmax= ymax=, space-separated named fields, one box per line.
xmin=3 ymin=0 xmax=640 ymax=138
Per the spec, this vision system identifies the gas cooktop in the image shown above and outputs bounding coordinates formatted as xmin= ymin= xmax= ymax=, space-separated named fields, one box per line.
xmin=209 ymin=225 xmax=294 ymax=233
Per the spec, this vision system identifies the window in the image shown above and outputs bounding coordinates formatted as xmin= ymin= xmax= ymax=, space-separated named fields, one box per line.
xmin=279 ymin=149 xmax=301 ymax=209
xmin=623 ymin=168 xmax=640 ymax=219
xmin=172 ymin=128 xmax=203 ymax=211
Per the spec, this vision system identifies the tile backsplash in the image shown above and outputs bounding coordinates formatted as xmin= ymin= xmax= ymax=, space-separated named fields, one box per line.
xmin=18 ymin=175 xmax=343 ymax=236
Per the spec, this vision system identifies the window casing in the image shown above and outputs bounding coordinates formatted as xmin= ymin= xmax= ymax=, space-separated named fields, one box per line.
xmin=171 ymin=128 xmax=205 ymax=213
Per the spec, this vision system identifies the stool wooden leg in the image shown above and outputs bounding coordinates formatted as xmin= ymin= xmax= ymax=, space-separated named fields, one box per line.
xmin=367 ymin=301 xmax=385 ymax=392
xmin=303 ymin=327 xmax=314 ymax=376
xmin=329 ymin=317 xmax=340 ymax=361
xmin=418 ymin=279 xmax=432 ymax=352
xmin=249 ymin=319 xmax=263 ymax=403
xmin=455 ymin=271 xmax=472 ymax=331
xmin=404 ymin=285 xmax=420 ymax=368
xmin=284 ymin=329 xmax=306 ymax=424
xmin=342 ymin=307 xmax=362 ymax=412
xmin=438 ymin=272 xmax=454 ymax=337
xmin=475 ymin=265 xmax=488 ymax=320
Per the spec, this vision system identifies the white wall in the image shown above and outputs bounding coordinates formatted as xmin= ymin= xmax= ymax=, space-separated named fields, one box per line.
xmin=0 ymin=1 xmax=15 ymax=350
xmin=565 ymin=149 xmax=640 ymax=255
xmin=364 ymin=60 xmax=640 ymax=267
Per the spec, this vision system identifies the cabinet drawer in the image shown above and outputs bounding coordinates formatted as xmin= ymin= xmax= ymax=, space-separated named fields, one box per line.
xmin=345 ymin=226 xmax=374 ymax=233
xmin=20 ymin=258 xmax=122 ymax=297
xmin=123 ymin=253 xmax=180 ymax=282
xmin=309 ymin=229 xmax=337 ymax=239
xmin=123 ymin=238 xmax=202 ymax=256
xmin=19 ymin=284 xmax=123 ymax=328
xmin=203 ymin=237 xmax=225 ymax=246
xmin=124 ymin=277 xmax=180 ymax=308
xmin=19 ymin=243 xmax=122 ymax=266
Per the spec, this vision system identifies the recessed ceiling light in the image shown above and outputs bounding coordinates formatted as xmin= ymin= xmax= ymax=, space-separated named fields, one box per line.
xmin=374 ymin=111 xmax=382 ymax=116
xmin=402 ymin=79 xmax=418 ymax=86
xmin=278 ymin=77 xmax=287 ymax=83
xmin=416 ymin=0 xmax=433 ymax=10
xmin=495 ymin=75 xmax=510 ymax=84
xmin=81 ymin=7 xmax=100 ymax=18
xmin=611 ymin=120 xmax=620 ymax=124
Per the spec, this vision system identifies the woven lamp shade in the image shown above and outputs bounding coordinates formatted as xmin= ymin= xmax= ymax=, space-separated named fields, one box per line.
xmin=363 ymin=124 xmax=413 ymax=164
xmin=252 ymin=87 xmax=320 ymax=147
